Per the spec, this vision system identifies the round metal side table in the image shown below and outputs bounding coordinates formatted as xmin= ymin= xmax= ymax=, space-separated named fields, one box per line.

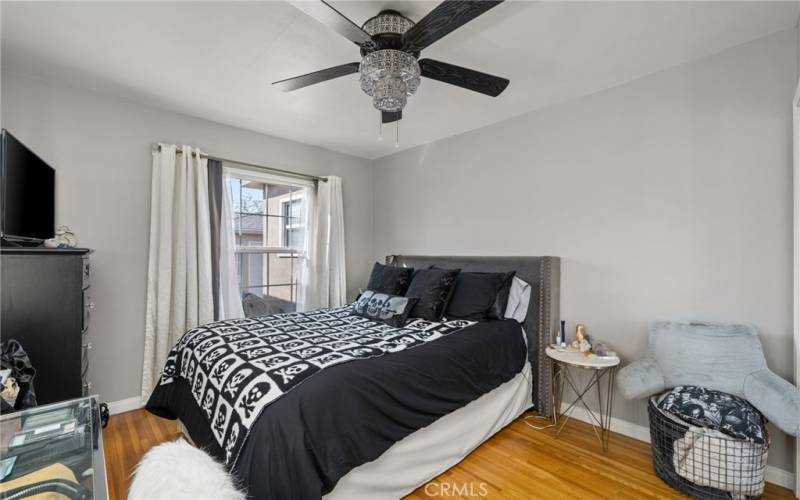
xmin=546 ymin=347 xmax=620 ymax=452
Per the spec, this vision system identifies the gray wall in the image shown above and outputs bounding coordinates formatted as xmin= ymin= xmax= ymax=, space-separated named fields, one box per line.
xmin=0 ymin=72 xmax=373 ymax=404
xmin=372 ymin=29 xmax=797 ymax=471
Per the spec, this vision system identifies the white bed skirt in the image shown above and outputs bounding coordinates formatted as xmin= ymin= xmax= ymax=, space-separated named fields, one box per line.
xmin=325 ymin=362 xmax=533 ymax=500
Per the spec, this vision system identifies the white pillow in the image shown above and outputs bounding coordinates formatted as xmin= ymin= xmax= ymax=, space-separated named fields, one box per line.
xmin=504 ymin=276 xmax=531 ymax=323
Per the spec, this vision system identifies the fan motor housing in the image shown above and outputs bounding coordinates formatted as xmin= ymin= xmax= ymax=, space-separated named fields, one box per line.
xmin=360 ymin=10 xmax=418 ymax=58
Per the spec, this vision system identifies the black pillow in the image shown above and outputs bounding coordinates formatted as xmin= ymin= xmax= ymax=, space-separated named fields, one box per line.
xmin=444 ymin=271 xmax=516 ymax=321
xmin=658 ymin=386 xmax=767 ymax=444
xmin=353 ymin=290 xmax=419 ymax=327
xmin=365 ymin=262 xmax=414 ymax=295
xmin=488 ymin=271 xmax=516 ymax=319
xmin=404 ymin=268 xmax=460 ymax=321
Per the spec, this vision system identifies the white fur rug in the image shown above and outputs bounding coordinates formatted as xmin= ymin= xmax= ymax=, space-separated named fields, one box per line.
xmin=129 ymin=439 xmax=245 ymax=500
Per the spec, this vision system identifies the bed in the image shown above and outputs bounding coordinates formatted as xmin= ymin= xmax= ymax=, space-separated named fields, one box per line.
xmin=146 ymin=255 xmax=560 ymax=499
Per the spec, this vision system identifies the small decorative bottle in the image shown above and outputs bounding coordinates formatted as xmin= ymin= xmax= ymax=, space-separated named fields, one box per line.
xmin=560 ymin=320 xmax=566 ymax=346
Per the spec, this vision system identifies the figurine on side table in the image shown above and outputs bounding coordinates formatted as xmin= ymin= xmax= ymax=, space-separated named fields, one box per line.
xmin=567 ymin=323 xmax=616 ymax=358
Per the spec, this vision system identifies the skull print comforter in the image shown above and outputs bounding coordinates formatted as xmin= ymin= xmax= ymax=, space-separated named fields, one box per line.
xmin=146 ymin=305 xmax=527 ymax=499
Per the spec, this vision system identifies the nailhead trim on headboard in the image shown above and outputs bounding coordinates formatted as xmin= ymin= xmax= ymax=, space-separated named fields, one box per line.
xmin=537 ymin=257 xmax=554 ymax=418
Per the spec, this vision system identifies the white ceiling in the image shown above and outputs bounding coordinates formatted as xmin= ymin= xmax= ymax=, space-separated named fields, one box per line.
xmin=2 ymin=1 xmax=798 ymax=159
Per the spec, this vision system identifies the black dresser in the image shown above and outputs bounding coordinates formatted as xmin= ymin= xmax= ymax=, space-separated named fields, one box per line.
xmin=1 ymin=248 xmax=93 ymax=404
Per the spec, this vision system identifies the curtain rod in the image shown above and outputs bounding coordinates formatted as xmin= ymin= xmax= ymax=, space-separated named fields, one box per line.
xmin=154 ymin=144 xmax=327 ymax=183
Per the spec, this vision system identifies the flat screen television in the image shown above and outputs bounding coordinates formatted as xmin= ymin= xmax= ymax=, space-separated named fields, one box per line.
xmin=1 ymin=129 xmax=55 ymax=243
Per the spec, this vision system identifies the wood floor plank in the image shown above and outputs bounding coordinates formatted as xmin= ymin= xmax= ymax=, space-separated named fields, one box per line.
xmin=103 ymin=409 xmax=178 ymax=499
xmin=102 ymin=409 xmax=796 ymax=500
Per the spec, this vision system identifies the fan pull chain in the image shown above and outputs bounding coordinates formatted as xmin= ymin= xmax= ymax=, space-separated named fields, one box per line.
xmin=395 ymin=120 xmax=399 ymax=148
xmin=378 ymin=116 xmax=383 ymax=141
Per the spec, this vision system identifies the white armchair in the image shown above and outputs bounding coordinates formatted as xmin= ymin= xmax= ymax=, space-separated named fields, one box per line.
xmin=617 ymin=321 xmax=799 ymax=437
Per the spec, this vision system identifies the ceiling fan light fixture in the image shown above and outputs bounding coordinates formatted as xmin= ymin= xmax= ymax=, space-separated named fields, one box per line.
xmin=372 ymin=78 xmax=407 ymax=112
xmin=359 ymin=49 xmax=420 ymax=112
xmin=276 ymin=1 xmax=510 ymax=124
xmin=362 ymin=11 xmax=414 ymax=36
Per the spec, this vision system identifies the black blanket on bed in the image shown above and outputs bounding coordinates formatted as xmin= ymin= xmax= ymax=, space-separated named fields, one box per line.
xmin=147 ymin=313 xmax=526 ymax=499
xmin=150 ymin=306 xmax=482 ymax=466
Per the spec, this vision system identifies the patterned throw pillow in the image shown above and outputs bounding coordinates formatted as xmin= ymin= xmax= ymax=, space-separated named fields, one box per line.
xmin=658 ymin=386 xmax=767 ymax=444
xmin=365 ymin=262 xmax=415 ymax=295
xmin=404 ymin=268 xmax=461 ymax=321
xmin=353 ymin=290 xmax=419 ymax=327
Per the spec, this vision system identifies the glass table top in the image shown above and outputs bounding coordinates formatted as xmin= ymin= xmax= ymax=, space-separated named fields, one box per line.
xmin=0 ymin=395 xmax=106 ymax=499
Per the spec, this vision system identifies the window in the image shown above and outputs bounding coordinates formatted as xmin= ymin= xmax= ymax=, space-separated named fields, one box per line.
xmin=281 ymin=197 xmax=305 ymax=250
xmin=227 ymin=169 xmax=311 ymax=316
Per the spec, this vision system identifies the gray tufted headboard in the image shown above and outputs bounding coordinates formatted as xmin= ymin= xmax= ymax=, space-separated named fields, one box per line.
xmin=386 ymin=255 xmax=561 ymax=418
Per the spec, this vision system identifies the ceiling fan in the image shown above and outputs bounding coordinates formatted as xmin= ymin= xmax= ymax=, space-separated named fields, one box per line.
xmin=273 ymin=0 xmax=510 ymax=126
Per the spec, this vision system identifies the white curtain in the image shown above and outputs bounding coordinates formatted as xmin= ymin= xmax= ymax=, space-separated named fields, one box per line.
xmin=299 ymin=176 xmax=347 ymax=310
xmin=218 ymin=170 xmax=245 ymax=320
xmin=141 ymin=144 xmax=214 ymax=401
xmin=296 ymin=183 xmax=316 ymax=312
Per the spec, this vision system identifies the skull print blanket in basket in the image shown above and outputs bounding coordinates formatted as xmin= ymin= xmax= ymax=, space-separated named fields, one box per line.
xmin=146 ymin=305 xmax=527 ymax=499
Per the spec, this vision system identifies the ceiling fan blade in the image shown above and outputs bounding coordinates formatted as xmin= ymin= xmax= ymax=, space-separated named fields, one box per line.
xmin=272 ymin=62 xmax=360 ymax=92
xmin=290 ymin=0 xmax=374 ymax=47
xmin=402 ymin=0 xmax=504 ymax=53
xmin=419 ymin=59 xmax=509 ymax=97
xmin=382 ymin=111 xmax=402 ymax=123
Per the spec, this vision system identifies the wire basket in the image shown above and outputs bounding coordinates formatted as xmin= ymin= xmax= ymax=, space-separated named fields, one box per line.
xmin=647 ymin=396 xmax=769 ymax=499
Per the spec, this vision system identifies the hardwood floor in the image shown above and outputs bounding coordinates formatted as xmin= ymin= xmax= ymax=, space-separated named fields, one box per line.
xmin=104 ymin=409 xmax=796 ymax=500
xmin=103 ymin=410 xmax=182 ymax=500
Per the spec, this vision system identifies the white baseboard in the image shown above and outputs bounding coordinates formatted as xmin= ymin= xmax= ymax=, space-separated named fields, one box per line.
xmin=107 ymin=396 xmax=143 ymax=415
xmin=559 ymin=403 xmax=796 ymax=491
xmin=765 ymin=466 xmax=797 ymax=493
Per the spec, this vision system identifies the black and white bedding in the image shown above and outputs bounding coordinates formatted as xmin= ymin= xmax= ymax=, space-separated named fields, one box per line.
xmin=155 ymin=305 xmax=479 ymax=466
xmin=147 ymin=306 xmax=527 ymax=499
